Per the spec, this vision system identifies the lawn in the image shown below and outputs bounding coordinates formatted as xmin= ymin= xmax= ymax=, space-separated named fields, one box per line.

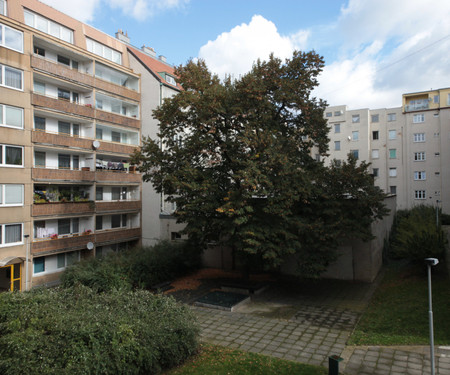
xmin=349 ymin=261 xmax=450 ymax=346
xmin=165 ymin=344 xmax=327 ymax=375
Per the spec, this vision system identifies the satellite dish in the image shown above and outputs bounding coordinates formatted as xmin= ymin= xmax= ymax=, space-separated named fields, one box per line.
xmin=87 ymin=242 xmax=94 ymax=250
xmin=92 ymin=140 xmax=100 ymax=149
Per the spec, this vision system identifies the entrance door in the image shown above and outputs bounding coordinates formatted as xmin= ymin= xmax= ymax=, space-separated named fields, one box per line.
xmin=0 ymin=264 xmax=21 ymax=292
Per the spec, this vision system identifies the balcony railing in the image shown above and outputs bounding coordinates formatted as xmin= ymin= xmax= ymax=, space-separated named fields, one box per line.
xmin=97 ymin=141 xmax=139 ymax=155
xmin=32 ymin=93 xmax=95 ymax=118
xmin=32 ymin=167 xmax=95 ymax=182
xmin=95 ymin=109 xmax=140 ymax=129
xmin=32 ymin=201 xmax=95 ymax=216
xmin=95 ymin=169 xmax=141 ymax=183
xmin=94 ymin=77 xmax=140 ymax=102
xmin=405 ymin=102 xmax=429 ymax=112
xmin=95 ymin=200 xmax=141 ymax=213
xmin=32 ymin=130 xmax=94 ymax=149
xmin=95 ymin=227 xmax=141 ymax=244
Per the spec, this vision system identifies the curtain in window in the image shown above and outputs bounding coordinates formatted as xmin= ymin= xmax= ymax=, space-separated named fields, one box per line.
xmin=34 ymin=257 xmax=45 ymax=273
xmin=5 ymin=146 xmax=22 ymax=165
xmin=58 ymin=121 xmax=70 ymax=134
xmin=34 ymin=116 xmax=46 ymax=131
xmin=5 ymin=106 xmax=22 ymax=128
xmin=34 ymin=151 xmax=45 ymax=167
xmin=58 ymin=219 xmax=70 ymax=235
xmin=58 ymin=154 xmax=70 ymax=169
xmin=5 ymin=224 xmax=21 ymax=243
xmin=5 ymin=184 xmax=22 ymax=204
xmin=4 ymin=67 xmax=22 ymax=89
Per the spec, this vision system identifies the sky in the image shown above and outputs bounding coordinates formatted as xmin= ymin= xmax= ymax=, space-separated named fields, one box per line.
xmin=40 ymin=0 xmax=450 ymax=110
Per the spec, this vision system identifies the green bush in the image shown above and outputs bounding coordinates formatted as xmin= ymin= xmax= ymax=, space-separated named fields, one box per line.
xmin=391 ymin=205 xmax=446 ymax=262
xmin=61 ymin=240 xmax=202 ymax=292
xmin=0 ymin=286 xmax=199 ymax=375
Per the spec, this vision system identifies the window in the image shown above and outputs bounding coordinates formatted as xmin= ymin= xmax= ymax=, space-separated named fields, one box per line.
xmin=0 ymin=64 xmax=23 ymax=90
xmin=111 ymin=131 xmax=121 ymax=143
xmin=0 ymin=104 xmax=23 ymax=129
xmin=0 ymin=184 xmax=23 ymax=206
xmin=0 ymin=223 xmax=22 ymax=246
xmin=57 ymin=251 xmax=78 ymax=269
xmin=0 ymin=23 xmax=23 ymax=52
xmin=389 ymin=168 xmax=397 ymax=177
xmin=413 ymin=133 xmax=425 ymax=142
xmin=34 ymin=45 xmax=45 ymax=56
xmin=122 ymin=214 xmax=127 ymax=227
xmin=326 ymin=112 xmax=332 ymax=117
xmin=166 ymin=75 xmax=176 ymax=85
xmin=372 ymin=131 xmax=379 ymax=140
xmin=34 ymin=151 xmax=45 ymax=167
xmin=387 ymin=113 xmax=396 ymax=122
xmin=24 ymin=10 xmax=73 ymax=43
xmin=34 ymin=81 xmax=45 ymax=94
xmin=34 ymin=116 xmax=46 ymax=131
xmin=96 ymin=216 xmax=102 ymax=230
xmin=415 ymin=190 xmax=426 ymax=200
xmin=111 ymin=214 xmax=121 ymax=228
xmin=413 ymin=114 xmax=424 ymax=123
xmin=352 ymin=131 xmax=359 ymax=141
xmin=372 ymin=149 xmax=379 ymax=159
xmin=112 ymin=187 xmax=121 ymax=200
xmin=414 ymin=152 xmax=425 ymax=161
xmin=334 ymin=141 xmax=340 ymax=151
xmin=72 ymin=218 xmax=79 ymax=234
xmin=435 ymin=152 xmax=440 ymax=157
xmin=350 ymin=150 xmax=359 ymax=159
xmin=334 ymin=124 xmax=340 ymax=133
xmin=434 ymin=95 xmax=439 ymax=104
xmin=0 ymin=0 xmax=6 ymax=16
xmin=390 ymin=186 xmax=397 ymax=195
xmin=373 ymin=168 xmax=379 ymax=177
xmin=86 ymin=38 xmax=122 ymax=64
xmin=434 ymin=132 xmax=440 ymax=138
xmin=352 ymin=114 xmax=360 ymax=123
xmin=388 ymin=130 xmax=396 ymax=140
xmin=96 ymin=187 xmax=103 ymax=201
xmin=96 ymin=128 xmax=103 ymax=139
xmin=73 ymin=124 xmax=80 ymax=136
xmin=389 ymin=149 xmax=396 ymax=159
xmin=0 ymin=145 xmax=23 ymax=166
xmin=58 ymin=154 xmax=71 ymax=169
xmin=33 ymin=257 xmax=45 ymax=273
xmin=371 ymin=114 xmax=379 ymax=123
xmin=57 ymin=54 xmax=70 ymax=66
xmin=58 ymin=219 xmax=71 ymax=235
xmin=57 ymin=88 xmax=70 ymax=101
xmin=58 ymin=121 xmax=70 ymax=135
xmin=96 ymin=99 xmax=103 ymax=110
xmin=334 ymin=111 xmax=342 ymax=116
xmin=414 ymin=171 xmax=426 ymax=180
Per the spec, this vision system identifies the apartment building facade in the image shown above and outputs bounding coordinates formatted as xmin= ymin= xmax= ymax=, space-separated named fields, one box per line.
xmin=325 ymin=87 xmax=450 ymax=214
xmin=0 ymin=0 xmax=142 ymax=291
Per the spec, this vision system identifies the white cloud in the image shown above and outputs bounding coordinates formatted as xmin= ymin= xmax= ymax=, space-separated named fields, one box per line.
xmin=39 ymin=0 xmax=100 ymax=23
xmin=199 ymin=15 xmax=309 ymax=79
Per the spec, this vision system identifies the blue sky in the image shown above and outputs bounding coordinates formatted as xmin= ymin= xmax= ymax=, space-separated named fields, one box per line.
xmin=41 ymin=0 xmax=450 ymax=109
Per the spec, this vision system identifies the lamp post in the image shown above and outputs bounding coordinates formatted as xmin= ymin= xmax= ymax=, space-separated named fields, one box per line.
xmin=425 ymin=257 xmax=439 ymax=375
xmin=24 ymin=234 xmax=29 ymax=291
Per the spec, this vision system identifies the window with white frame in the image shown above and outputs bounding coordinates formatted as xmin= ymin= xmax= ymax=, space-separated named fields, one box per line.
xmin=389 ymin=168 xmax=397 ymax=177
xmin=0 ymin=144 xmax=23 ymax=167
xmin=0 ymin=223 xmax=23 ymax=246
xmin=334 ymin=141 xmax=340 ymax=151
xmin=372 ymin=149 xmax=379 ymax=159
xmin=414 ymin=190 xmax=426 ymax=199
xmin=413 ymin=114 xmax=425 ymax=123
xmin=0 ymin=23 xmax=23 ymax=52
xmin=33 ymin=251 xmax=80 ymax=274
xmin=387 ymin=113 xmax=396 ymax=122
xmin=414 ymin=151 xmax=426 ymax=161
xmin=0 ymin=104 xmax=23 ymax=129
xmin=86 ymin=38 xmax=122 ymax=64
xmin=414 ymin=171 xmax=426 ymax=180
xmin=0 ymin=64 xmax=23 ymax=90
xmin=334 ymin=124 xmax=340 ymax=133
xmin=352 ymin=131 xmax=359 ymax=141
xmin=413 ymin=133 xmax=425 ymax=142
xmin=388 ymin=130 xmax=396 ymax=140
xmin=166 ymin=75 xmax=176 ymax=85
xmin=352 ymin=114 xmax=360 ymax=123
xmin=0 ymin=184 xmax=23 ymax=206
xmin=24 ymin=9 xmax=73 ymax=43
xmin=371 ymin=114 xmax=379 ymax=123
xmin=0 ymin=0 xmax=6 ymax=16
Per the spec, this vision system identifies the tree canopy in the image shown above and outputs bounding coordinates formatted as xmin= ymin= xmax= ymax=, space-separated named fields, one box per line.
xmin=133 ymin=51 xmax=388 ymax=277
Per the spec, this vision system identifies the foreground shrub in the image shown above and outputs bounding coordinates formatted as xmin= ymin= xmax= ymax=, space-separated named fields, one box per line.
xmin=0 ymin=286 xmax=199 ymax=375
xmin=61 ymin=240 xmax=202 ymax=292
xmin=391 ymin=205 xmax=446 ymax=262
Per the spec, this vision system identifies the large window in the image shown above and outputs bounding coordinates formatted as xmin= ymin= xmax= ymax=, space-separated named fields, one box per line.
xmin=413 ymin=114 xmax=425 ymax=123
xmin=0 ymin=64 xmax=23 ymax=90
xmin=34 ymin=151 xmax=45 ymax=167
xmin=24 ymin=10 xmax=73 ymax=43
xmin=86 ymin=38 xmax=121 ymax=64
xmin=414 ymin=152 xmax=426 ymax=161
xmin=0 ymin=184 xmax=24 ymax=206
xmin=0 ymin=144 xmax=23 ymax=167
xmin=58 ymin=154 xmax=71 ymax=169
xmin=413 ymin=133 xmax=425 ymax=142
xmin=0 ymin=223 xmax=22 ymax=246
xmin=0 ymin=23 xmax=23 ymax=52
xmin=0 ymin=104 xmax=23 ymax=129
xmin=34 ymin=116 xmax=46 ymax=131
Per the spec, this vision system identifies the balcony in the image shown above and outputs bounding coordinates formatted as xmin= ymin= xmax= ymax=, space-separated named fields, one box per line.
xmin=97 ymin=141 xmax=139 ymax=155
xmin=32 ymin=167 xmax=95 ymax=182
xmin=32 ymin=201 xmax=95 ymax=216
xmin=95 ymin=227 xmax=141 ymax=244
xmin=32 ymin=93 xmax=95 ymax=118
xmin=31 ymin=55 xmax=94 ymax=86
xmin=96 ymin=200 xmax=141 ymax=213
xmin=32 ymin=130 xmax=93 ymax=150
xmin=95 ymin=169 xmax=141 ymax=183
xmin=94 ymin=77 xmax=140 ymax=102
xmin=405 ymin=102 xmax=429 ymax=112
xmin=32 ymin=233 xmax=95 ymax=255
xmin=95 ymin=109 xmax=140 ymax=129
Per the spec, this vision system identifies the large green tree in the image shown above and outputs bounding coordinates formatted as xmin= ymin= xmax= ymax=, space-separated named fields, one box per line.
xmin=134 ymin=51 xmax=388 ymax=277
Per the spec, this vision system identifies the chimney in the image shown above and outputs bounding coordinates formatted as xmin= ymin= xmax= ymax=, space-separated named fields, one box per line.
xmin=159 ymin=55 xmax=167 ymax=63
xmin=142 ymin=45 xmax=157 ymax=57
xmin=115 ymin=29 xmax=130 ymax=44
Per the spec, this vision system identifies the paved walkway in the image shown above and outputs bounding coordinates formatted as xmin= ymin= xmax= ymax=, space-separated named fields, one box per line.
xmin=179 ymin=275 xmax=450 ymax=374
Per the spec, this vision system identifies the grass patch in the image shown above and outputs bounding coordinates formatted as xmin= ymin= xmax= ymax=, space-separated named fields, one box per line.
xmin=349 ymin=261 xmax=450 ymax=346
xmin=165 ymin=344 xmax=327 ymax=375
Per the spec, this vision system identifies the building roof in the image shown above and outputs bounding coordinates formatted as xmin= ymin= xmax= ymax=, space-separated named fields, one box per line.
xmin=128 ymin=46 xmax=182 ymax=91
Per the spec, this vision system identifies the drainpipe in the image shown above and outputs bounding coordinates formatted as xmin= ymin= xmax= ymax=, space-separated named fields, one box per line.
xmin=24 ymin=234 xmax=29 ymax=291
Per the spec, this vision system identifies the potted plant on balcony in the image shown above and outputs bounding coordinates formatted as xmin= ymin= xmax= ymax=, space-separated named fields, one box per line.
xmin=50 ymin=233 xmax=58 ymax=240
xmin=83 ymin=229 xmax=92 ymax=235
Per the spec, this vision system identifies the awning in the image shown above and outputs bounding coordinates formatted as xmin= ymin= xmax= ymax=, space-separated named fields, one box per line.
xmin=0 ymin=256 xmax=25 ymax=267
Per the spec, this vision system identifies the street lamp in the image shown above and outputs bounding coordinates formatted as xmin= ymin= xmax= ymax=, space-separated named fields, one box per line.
xmin=425 ymin=257 xmax=439 ymax=375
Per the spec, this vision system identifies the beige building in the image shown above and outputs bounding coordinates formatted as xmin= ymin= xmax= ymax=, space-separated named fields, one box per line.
xmin=0 ymin=0 xmax=142 ymax=291
xmin=325 ymin=87 xmax=450 ymax=214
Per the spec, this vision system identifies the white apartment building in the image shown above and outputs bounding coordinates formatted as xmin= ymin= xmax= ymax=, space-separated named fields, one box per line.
xmin=325 ymin=87 xmax=450 ymax=214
